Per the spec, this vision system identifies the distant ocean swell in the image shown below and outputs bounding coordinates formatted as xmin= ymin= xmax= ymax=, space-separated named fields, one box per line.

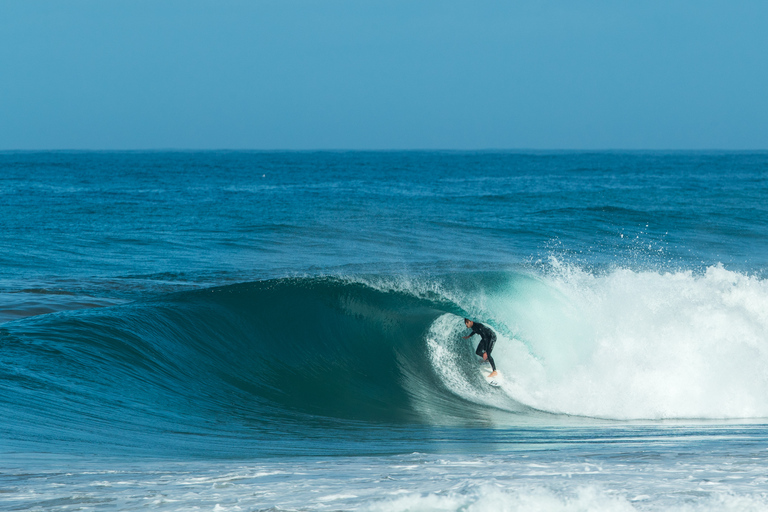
xmin=2 ymin=265 xmax=768 ymax=452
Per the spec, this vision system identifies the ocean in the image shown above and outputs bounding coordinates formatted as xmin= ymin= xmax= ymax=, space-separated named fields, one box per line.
xmin=2 ymin=151 xmax=768 ymax=511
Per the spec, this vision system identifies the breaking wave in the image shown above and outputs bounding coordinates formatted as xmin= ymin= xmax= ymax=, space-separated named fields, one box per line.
xmin=2 ymin=264 xmax=768 ymax=453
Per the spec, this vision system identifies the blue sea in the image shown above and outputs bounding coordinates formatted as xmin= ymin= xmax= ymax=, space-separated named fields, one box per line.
xmin=2 ymin=151 xmax=768 ymax=511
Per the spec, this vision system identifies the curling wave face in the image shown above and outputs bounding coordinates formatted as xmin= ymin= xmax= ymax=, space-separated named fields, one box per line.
xmin=2 ymin=266 xmax=768 ymax=454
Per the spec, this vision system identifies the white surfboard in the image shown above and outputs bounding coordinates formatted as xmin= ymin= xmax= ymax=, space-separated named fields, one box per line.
xmin=479 ymin=368 xmax=502 ymax=387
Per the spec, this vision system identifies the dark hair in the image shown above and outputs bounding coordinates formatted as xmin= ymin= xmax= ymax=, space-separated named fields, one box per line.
xmin=464 ymin=318 xmax=471 ymax=323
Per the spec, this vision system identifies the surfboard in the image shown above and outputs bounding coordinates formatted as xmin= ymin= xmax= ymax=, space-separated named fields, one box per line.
xmin=479 ymin=368 xmax=502 ymax=387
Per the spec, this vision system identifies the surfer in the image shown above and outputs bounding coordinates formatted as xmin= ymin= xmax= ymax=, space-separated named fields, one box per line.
xmin=463 ymin=318 xmax=498 ymax=377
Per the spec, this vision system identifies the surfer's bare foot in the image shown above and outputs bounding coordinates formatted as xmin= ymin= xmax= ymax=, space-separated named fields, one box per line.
xmin=488 ymin=370 xmax=498 ymax=378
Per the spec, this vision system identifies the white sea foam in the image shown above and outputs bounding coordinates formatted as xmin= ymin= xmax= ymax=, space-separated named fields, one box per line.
xmin=367 ymin=486 xmax=636 ymax=512
xmin=425 ymin=263 xmax=768 ymax=420
xmin=9 ymin=453 xmax=768 ymax=512
xmin=366 ymin=486 xmax=768 ymax=512
xmin=11 ymin=441 xmax=768 ymax=512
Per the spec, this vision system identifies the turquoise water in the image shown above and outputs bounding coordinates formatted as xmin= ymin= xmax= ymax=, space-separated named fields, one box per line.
xmin=2 ymin=151 xmax=768 ymax=510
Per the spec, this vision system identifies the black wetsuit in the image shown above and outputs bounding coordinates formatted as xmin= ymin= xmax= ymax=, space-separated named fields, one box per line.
xmin=467 ymin=321 xmax=497 ymax=371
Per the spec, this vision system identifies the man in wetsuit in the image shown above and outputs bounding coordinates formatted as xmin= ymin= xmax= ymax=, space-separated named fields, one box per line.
xmin=463 ymin=318 xmax=498 ymax=377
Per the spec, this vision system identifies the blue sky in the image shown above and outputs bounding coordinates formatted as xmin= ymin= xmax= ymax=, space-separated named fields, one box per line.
xmin=1 ymin=0 xmax=766 ymax=149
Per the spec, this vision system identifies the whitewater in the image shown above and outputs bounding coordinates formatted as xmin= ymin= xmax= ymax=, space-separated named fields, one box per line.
xmin=2 ymin=151 xmax=768 ymax=511
xmin=425 ymin=263 xmax=768 ymax=420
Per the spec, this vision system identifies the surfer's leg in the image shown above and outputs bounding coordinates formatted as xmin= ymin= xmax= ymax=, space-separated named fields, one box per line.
xmin=486 ymin=338 xmax=497 ymax=374
xmin=475 ymin=341 xmax=485 ymax=358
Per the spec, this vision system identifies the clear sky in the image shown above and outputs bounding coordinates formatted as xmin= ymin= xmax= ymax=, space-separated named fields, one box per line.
xmin=1 ymin=0 xmax=767 ymax=150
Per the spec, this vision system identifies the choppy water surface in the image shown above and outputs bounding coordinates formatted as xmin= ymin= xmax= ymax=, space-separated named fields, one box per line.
xmin=1 ymin=151 xmax=767 ymax=510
